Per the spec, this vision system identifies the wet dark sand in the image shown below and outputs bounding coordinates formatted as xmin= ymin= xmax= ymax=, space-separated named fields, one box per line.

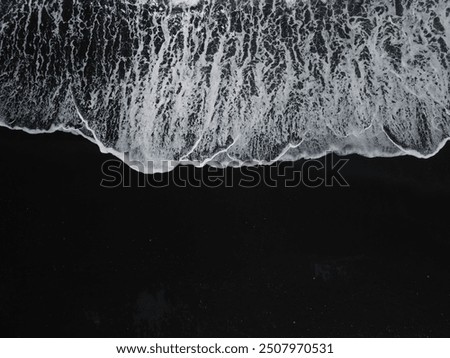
xmin=0 ymin=127 xmax=449 ymax=337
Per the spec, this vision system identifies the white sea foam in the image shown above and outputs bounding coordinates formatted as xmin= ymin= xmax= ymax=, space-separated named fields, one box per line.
xmin=171 ymin=0 xmax=201 ymax=6
xmin=0 ymin=0 xmax=449 ymax=173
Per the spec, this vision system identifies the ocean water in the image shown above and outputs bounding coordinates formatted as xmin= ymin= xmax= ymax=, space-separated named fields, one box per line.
xmin=0 ymin=0 xmax=449 ymax=173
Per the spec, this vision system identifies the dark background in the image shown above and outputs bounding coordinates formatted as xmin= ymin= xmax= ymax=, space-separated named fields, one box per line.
xmin=0 ymin=127 xmax=449 ymax=337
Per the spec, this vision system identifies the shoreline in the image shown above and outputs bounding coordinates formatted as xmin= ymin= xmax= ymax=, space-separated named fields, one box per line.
xmin=0 ymin=126 xmax=449 ymax=337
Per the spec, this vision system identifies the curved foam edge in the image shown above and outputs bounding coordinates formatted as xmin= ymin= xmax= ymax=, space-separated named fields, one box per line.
xmin=1 ymin=122 xmax=448 ymax=175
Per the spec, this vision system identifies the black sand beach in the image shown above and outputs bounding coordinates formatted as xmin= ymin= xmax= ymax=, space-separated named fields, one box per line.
xmin=0 ymin=127 xmax=449 ymax=337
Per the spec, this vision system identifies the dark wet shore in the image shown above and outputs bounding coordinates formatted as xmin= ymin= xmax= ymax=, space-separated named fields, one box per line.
xmin=0 ymin=127 xmax=449 ymax=337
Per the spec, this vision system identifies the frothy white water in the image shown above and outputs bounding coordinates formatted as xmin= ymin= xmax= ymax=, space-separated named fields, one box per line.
xmin=0 ymin=0 xmax=449 ymax=173
xmin=171 ymin=0 xmax=201 ymax=6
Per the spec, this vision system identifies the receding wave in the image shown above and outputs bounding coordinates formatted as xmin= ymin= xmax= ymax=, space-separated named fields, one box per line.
xmin=0 ymin=0 xmax=449 ymax=173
